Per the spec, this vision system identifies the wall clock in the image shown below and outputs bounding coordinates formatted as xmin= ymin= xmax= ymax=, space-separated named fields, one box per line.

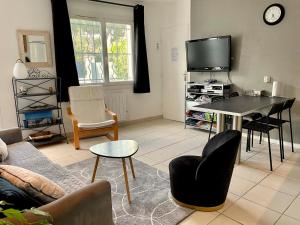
xmin=263 ymin=3 xmax=285 ymax=25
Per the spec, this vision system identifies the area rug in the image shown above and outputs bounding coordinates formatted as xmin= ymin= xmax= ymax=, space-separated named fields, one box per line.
xmin=66 ymin=157 xmax=194 ymax=225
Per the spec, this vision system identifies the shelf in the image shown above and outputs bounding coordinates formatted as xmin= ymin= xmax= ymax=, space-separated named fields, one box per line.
xmin=186 ymin=124 xmax=217 ymax=133
xmin=18 ymin=106 xmax=61 ymax=114
xmin=186 ymin=116 xmax=216 ymax=123
xmin=27 ymin=134 xmax=67 ymax=147
xmin=187 ymin=92 xmax=223 ymax=96
xmin=16 ymin=92 xmax=57 ymax=98
xmin=22 ymin=121 xmax=63 ymax=130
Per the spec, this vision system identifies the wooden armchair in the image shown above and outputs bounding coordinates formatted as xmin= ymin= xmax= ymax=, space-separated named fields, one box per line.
xmin=67 ymin=86 xmax=118 ymax=150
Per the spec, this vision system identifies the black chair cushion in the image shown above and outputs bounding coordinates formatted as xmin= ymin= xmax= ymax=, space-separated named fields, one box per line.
xmin=244 ymin=112 xmax=262 ymax=121
xmin=257 ymin=116 xmax=287 ymax=126
xmin=0 ymin=178 xmax=43 ymax=218
xmin=243 ymin=121 xmax=275 ymax=133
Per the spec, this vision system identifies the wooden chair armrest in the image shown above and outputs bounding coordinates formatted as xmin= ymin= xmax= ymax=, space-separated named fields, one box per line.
xmin=67 ymin=106 xmax=78 ymax=124
xmin=105 ymin=109 xmax=118 ymax=122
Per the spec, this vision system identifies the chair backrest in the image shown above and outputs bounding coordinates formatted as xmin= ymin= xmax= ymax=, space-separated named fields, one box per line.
xmin=267 ymin=102 xmax=285 ymax=116
xmin=282 ymin=98 xmax=296 ymax=111
xmin=69 ymin=86 xmax=107 ymax=123
xmin=195 ymin=130 xmax=241 ymax=180
xmin=229 ymin=92 xmax=239 ymax=98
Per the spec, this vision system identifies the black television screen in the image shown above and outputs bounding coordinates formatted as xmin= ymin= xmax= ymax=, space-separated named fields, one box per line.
xmin=186 ymin=35 xmax=231 ymax=72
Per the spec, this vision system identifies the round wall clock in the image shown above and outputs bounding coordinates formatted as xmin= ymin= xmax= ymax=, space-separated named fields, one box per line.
xmin=263 ymin=3 xmax=285 ymax=25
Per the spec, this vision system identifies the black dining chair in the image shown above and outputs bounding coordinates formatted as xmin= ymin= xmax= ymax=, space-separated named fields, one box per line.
xmin=257 ymin=98 xmax=296 ymax=159
xmin=243 ymin=102 xmax=285 ymax=171
xmin=169 ymin=130 xmax=241 ymax=211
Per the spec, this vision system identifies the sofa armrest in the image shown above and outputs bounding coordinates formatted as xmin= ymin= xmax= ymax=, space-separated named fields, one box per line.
xmin=40 ymin=180 xmax=114 ymax=225
xmin=1 ymin=181 xmax=114 ymax=225
xmin=0 ymin=128 xmax=23 ymax=145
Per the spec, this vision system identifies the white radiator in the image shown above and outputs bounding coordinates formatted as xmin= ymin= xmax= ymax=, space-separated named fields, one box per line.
xmin=105 ymin=93 xmax=127 ymax=121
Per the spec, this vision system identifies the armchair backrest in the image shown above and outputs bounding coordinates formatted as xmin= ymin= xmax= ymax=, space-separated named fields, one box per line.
xmin=69 ymin=86 xmax=107 ymax=123
xmin=196 ymin=130 xmax=241 ymax=180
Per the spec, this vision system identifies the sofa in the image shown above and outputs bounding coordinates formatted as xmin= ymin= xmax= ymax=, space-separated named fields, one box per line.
xmin=0 ymin=128 xmax=114 ymax=225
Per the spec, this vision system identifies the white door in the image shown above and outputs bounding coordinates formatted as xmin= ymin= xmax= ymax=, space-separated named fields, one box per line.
xmin=161 ymin=24 xmax=190 ymax=122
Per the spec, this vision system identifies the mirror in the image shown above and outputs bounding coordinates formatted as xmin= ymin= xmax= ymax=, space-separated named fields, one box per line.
xmin=17 ymin=30 xmax=52 ymax=67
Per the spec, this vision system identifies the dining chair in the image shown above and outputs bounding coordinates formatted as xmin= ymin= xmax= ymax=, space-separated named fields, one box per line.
xmin=257 ymin=98 xmax=296 ymax=159
xmin=243 ymin=102 xmax=285 ymax=171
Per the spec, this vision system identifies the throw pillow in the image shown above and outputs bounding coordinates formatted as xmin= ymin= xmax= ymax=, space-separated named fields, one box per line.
xmin=0 ymin=165 xmax=65 ymax=204
xmin=0 ymin=138 xmax=8 ymax=162
xmin=0 ymin=177 xmax=43 ymax=218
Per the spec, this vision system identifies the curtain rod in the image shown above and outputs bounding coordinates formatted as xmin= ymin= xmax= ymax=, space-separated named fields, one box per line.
xmin=89 ymin=0 xmax=135 ymax=8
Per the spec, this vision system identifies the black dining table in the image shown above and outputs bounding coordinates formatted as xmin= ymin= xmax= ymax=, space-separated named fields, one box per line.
xmin=193 ymin=96 xmax=288 ymax=164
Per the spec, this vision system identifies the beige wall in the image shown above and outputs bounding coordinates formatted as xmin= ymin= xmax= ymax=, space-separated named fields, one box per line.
xmin=0 ymin=0 xmax=164 ymax=132
xmin=191 ymin=0 xmax=300 ymax=144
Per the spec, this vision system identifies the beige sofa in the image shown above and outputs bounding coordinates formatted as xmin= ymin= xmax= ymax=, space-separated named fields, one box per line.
xmin=0 ymin=128 xmax=114 ymax=225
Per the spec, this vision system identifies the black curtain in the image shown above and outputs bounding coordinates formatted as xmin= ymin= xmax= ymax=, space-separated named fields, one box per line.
xmin=51 ymin=0 xmax=79 ymax=102
xmin=133 ymin=5 xmax=150 ymax=93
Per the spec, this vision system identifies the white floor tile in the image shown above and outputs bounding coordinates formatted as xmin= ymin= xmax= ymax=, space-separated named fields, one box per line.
xmin=285 ymin=196 xmax=300 ymax=221
xmin=223 ymin=198 xmax=281 ymax=225
xmin=179 ymin=211 xmax=219 ymax=225
xmin=243 ymin=185 xmax=294 ymax=213
xmin=208 ymin=215 xmax=241 ymax=225
xmin=260 ymin=174 xmax=300 ymax=196
xmin=275 ymin=215 xmax=300 ymax=225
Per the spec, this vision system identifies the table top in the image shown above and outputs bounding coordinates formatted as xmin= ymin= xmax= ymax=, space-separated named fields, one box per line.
xmin=90 ymin=140 xmax=139 ymax=158
xmin=194 ymin=96 xmax=288 ymax=116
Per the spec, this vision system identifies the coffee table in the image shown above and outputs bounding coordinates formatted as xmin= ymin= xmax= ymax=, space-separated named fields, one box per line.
xmin=89 ymin=140 xmax=139 ymax=203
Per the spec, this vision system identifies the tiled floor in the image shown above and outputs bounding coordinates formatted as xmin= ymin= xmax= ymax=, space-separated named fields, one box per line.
xmin=39 ymin=119 xmax=300 ymax=225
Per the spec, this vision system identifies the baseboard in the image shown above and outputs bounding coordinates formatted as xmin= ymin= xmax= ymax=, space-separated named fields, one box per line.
xmin=241 ymin=132 xmax=300 ymax=149
xmin=119 ymin=115 xmax=163 ymax=127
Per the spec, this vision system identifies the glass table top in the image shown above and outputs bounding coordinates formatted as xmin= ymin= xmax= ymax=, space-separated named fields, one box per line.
xmin=90 ymin=140 xmax=139 ymax=158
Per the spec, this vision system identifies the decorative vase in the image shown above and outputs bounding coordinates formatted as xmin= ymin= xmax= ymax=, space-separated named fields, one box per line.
xmin=13 ymin=59 xmax=28 ymax=79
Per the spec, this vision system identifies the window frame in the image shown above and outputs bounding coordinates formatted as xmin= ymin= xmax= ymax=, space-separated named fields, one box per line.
xmin=70 ymin=16 xmax=134 ymax=86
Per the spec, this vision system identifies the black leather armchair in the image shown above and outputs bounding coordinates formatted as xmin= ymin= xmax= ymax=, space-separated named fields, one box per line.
xmin=169 ymin=130 xmax=241 ymax=211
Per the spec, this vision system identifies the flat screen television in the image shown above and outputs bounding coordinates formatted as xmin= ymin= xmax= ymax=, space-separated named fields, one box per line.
xmin=186 ymin=35 xmax=231 ymax=72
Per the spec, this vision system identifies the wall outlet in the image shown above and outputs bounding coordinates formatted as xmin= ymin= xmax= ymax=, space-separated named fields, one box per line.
xmin=264 ymin=76 xmax=271 ymax=83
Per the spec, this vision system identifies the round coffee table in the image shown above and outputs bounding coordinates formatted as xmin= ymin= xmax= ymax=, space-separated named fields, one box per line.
xmin=89 ymin=140 xmax=139 ymax=203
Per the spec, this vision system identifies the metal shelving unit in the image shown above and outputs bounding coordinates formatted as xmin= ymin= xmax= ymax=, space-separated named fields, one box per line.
xmin=12 ymin=72 xmax=68 ymax=147
xmin=185 ymin=81 xmax=231 ymax=132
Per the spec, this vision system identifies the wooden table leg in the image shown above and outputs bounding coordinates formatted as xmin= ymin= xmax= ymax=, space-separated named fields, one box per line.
xmin=129 ymin=157 xmax=136 ymax=179
xmin=91 ymin=156 xmax=100 ymax=183
xmin=122 ymin=158 xmax=131 ymax=203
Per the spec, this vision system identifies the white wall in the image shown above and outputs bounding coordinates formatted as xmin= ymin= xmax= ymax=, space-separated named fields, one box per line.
xmin=0 ymin=0 xmax=163 ymax=132
xmin=160 ymin=0 xmax=191 ymax=122
xmin=0 ymin=0 xmax=55 ymax=129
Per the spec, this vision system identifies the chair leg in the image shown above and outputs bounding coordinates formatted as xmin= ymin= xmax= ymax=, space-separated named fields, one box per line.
xmin=251 ymin=130 xmax=254 ymax=147
xmin=114 ymin=125 xmax=118 ymax=141
xmin=208 ymin=113 xmax=214 ymax=141
xmin=289 ymin=109 xmax=294 ymax=152
xmin=246 ymin=129 xmax=251 ymax=152
xmin=278 ymin=127 xmax=283 ymax=162
xmin=281 ymin=125 xmax=285 ymax=159
xmin=267 ymin=132 xmax=273 ymax=171
xmin=259 ymin=132 xmax=262 ymax=144
xmin=73 ymin=124 xmax=80 ymax=150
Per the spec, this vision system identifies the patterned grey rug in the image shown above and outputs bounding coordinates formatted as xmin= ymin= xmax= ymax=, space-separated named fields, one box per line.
xmin=66 ymin=157 xmax=193 ymax=225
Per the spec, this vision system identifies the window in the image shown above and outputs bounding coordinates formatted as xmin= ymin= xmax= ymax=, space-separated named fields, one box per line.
xmin=70 ymin=19 xmax=133 ymax=85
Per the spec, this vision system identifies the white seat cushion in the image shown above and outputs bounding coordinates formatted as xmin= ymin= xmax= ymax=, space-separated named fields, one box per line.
xmin=69 ymin=86 xmax=107 ymax=124
xmin=78 ymin=120 xmax=115 ymax=129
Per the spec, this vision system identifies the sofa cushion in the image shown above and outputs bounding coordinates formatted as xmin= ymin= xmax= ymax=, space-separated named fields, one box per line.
xmin=0 ymin=138 xmax=8 ymax=162
xmin=0 ymin=165 xmax=65 ymax=204
xmin=0 ymin=177 xmax=42 ymax=215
